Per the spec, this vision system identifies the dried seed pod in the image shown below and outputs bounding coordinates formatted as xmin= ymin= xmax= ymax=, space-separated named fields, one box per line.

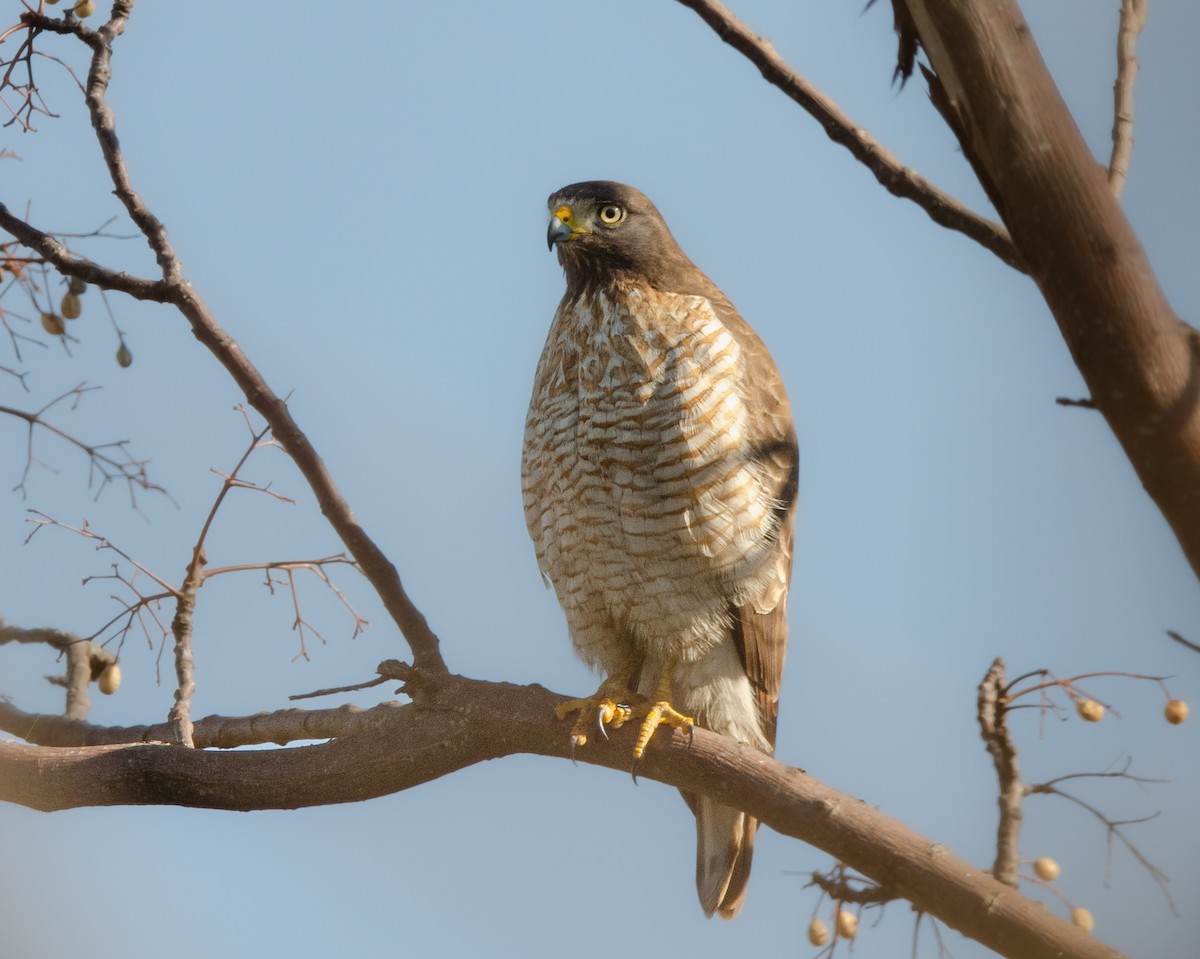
xmin=61 ymin=291 xmax=82 ymax=319
xmin=73 ymin=0 xmax=95 ymax=17
xmin=1075 ymin=699 xmax=1104 ymax=723
xmin=1033 ymin=857 xmax=1061 ymax=881
xmin=116 ymin=343 xmax=133 ymax=368
xmin=1071 ymin=907 xmax=1094 ymax=933
xmin=98 ymin=663 xmax=121 ymax=695
xmin=1165 ymin=699 xmax=1189 ymax=725
xmin=68 ymin=275 xmax=87 ymax=295
xmin=41 ymin=312 xmax=65 ymax=336
xmin=806 ymin=918 xmax=829 ymax=946
xmin=836 ymin=910 xmax=858 ymax=940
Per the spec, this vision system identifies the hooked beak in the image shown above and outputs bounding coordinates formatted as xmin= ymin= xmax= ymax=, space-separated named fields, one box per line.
xmin=547 ymin=205 xmax=583 ymax=250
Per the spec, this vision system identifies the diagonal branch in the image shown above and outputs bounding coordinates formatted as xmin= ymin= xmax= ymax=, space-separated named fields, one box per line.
xmin=900 ymin=0 xmax=1200 ymax=585
xmin=672 ymin=0 xmax=1025 ymax=272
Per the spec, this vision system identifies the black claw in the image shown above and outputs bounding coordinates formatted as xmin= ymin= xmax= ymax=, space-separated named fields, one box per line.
xmin=687 ymin=724 xmax=695 ymax=749
xmin=630 ymin=757 xmax=640 ymax=785
xmin=596 ymin=711 xmax=609 ymax=740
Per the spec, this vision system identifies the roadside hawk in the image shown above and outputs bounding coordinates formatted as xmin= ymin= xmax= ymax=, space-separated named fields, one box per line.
xmin=522 ymin=181 xmax=797 ymax=919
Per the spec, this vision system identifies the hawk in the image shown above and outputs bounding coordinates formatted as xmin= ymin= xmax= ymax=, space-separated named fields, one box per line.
xmin=522 ymin=181 xmax=797 ymax=919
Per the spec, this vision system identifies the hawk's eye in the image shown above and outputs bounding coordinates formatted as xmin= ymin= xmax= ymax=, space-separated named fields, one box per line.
xmin=598 ymin=204 xmax=624 ymax=224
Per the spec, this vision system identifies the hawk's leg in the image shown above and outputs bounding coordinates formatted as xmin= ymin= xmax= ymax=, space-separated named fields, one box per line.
xmin=631 ymin=658 xmax=694 ymax=760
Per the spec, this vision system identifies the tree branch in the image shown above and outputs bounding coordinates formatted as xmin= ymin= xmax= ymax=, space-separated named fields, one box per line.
xmin=0 ymin=671 xmax=1120 ymax=959
xmin=1108 ymin=0 xmax=1146 ymax=198
xmin=977 ymin=657 xmax=1022 ymax=886
xmin=901 ymin=0 xmax=1200 ymax=584
xmin=0 ymin=697 xmax=402 ymax=749
xmin=672 ymin=0 xmax=1026 ymax=272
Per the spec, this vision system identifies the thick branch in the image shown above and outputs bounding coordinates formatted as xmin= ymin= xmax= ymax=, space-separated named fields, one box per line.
xmin=904 ymin=0 xmax=1200 ymax=583
xmin=0 ymin=674 xmax=1119 ymax=959
xmin=673 ymin=0 xmax=1025 ymax=272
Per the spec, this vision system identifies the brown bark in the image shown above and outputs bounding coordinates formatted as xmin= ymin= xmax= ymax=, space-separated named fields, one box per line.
xmin=0 ymin=673 xmax=1120 ymax=959
xmin=903 ymin=0 xmax=1200 ymax=581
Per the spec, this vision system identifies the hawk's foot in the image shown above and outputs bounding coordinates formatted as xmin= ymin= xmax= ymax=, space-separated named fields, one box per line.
xmin=555 ymin=679 xmax=694 ymax=758
xmin=555 ymin=685 xmax=635 ymax=749
xmin=630 ymin=698 xmax=694 ymax=760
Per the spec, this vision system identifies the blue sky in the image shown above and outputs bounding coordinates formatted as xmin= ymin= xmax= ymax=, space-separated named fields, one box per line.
xmin=1 ymin=2 xmax=1197 ymax=957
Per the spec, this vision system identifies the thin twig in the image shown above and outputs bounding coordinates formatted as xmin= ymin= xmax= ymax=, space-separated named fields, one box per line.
xmin=0 ymin=383 xmax=166 ymax=505
xmin=290 ymin=674 xmax=389 ymax=702
xmin=1026 ymin=781 xmax=1176 ymax=915
xmin=672 ymin=0 xmax=1026 ymax=272
xmin=1166 ymin=629 xmax=1200 ymax=654
xmin=1108 ymin=0 xmax=1146 ymax=198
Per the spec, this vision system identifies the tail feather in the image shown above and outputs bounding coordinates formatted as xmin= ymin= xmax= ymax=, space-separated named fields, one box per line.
xmin=694 ymin=793 xmax=757 ymax=920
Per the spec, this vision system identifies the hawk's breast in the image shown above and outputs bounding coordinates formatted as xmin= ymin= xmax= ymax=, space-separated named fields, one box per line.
xmin=522 ymin=283 xmax=780 ymax=656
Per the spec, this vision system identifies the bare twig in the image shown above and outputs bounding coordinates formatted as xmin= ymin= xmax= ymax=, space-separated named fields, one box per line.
xmin=1166 ymin=629 xmax=1200 ymax=654
xmin=1026 ymin=778 xmax=1176 ymax=915
xmin=1055 ymin=396 xmax=1098 ymax=410
xmin=808 ymin=863 xmax=898 ymax=907
xmin=1108 ymin=0 xmax=1146 ymax=198
xmin=0 ymin=383 xmax=165 ymax=506
xmin=672 ymin=0 xmax=1025 ymax=272
xmin=1035 ymin=756 xmax=1168 ymax=792
xmin=290 ymin=674 xmax=389 ymax=702
xmin=977 ymin=658 xmax=1022 ymax=886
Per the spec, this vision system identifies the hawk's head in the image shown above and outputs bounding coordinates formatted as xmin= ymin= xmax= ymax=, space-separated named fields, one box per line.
xmin=546 ymin=181 xmax=696 ymax=293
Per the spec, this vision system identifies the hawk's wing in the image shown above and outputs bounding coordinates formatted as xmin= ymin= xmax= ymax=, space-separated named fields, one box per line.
xmin=709 ymin=290 xmax=798 ymax=753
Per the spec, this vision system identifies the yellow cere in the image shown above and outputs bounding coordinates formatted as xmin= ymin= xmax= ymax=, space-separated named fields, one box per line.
xmin=552 ymin=204 xmax=574 ymax=225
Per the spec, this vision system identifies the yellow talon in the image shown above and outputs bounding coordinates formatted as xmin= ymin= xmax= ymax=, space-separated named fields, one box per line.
xmin=632 ymin=700 xmax=694 ymax=759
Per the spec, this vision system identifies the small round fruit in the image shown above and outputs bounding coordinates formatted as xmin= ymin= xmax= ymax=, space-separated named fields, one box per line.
xmin=98 ymin=663 xmax=121 ymax=695
xmin=836 ymin=910 xmax=858 ymax=940
xmin=1033 ymin=857 xmax=1061 ymax=881
xmin=73 ymin=0 xmax=95 ymax=16
xmin=1076 ymin=699 xmax=1105 ymax=722
xmin=1165 ymin=699 xmax=1189 ymax=725
xmin=806 ymin=918 xmax=829 ymax=946
xmin=116 ymin=343 xmax=133 ymax=368
xmin=41 ymin=311 xmax=65 ymax=335
xmin=61 ymin=291 xmax=81 ymax=319
xmin=1071 ymin=906 xmax=1094 ymax=933
xmin=68 ymin=275 xmax=87 ymax=295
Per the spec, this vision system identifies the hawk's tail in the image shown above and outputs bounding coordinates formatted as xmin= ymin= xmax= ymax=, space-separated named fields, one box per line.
xmin=694 ymin=793 xmax=757 ymax=920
